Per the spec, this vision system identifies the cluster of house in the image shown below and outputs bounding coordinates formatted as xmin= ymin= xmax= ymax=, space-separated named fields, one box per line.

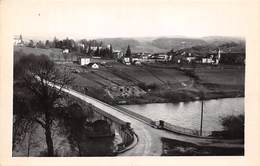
xmin=119 ymin=49 xmax=223 ymax=66
xmin=121 ymin=53 xmax=173 ymax=65
xmin=173 ymin=49 xmax=222 ymax=65
xmin=78 ymin=56 xmax=119 ymax=69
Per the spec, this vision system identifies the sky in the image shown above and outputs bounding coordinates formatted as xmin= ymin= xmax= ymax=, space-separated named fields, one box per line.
xmin=3 ymin=0 xmax=251 ymax=40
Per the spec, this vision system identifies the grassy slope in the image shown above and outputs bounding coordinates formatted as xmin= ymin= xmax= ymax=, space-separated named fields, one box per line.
xmin=14 ymin=46 xmax=78 ymax=62
xmin=14 ymin=46 xmax=62 ymax=56
xmin=69 ymin=62 xmax=244 ymax=104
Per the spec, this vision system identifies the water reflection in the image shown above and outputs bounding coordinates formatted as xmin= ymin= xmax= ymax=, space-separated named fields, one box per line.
xmin=122 ymin=98 xmax=244 ymax=131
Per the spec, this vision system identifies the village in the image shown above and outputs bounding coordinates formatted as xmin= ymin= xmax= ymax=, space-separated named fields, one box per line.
xmin=14 ymin=34 xmax=240 ymax=70
xmin=13 ymin=35 xmax=245 ymax=106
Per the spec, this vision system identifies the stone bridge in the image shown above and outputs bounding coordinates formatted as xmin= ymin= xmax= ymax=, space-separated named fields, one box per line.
xmin=68 ymin=95 xmax=137 ymax=154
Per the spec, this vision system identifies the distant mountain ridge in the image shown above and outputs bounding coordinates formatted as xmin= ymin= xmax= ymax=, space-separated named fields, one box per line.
xmin=201 ymin=36 xmax=245 ymax=47
xmin=151 ymin=37 xmax=207 ymax=50
xmin=22 ymin=35 xmax=245 ymax=53
xmin=99 ymin=36 xmax=245 ymax=53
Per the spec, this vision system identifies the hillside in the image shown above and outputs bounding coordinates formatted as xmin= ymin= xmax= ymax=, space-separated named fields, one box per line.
xmin=151 ymin=37 xmax=207 ymax=50
xmin=98 ymin=38 xmax=140 ymax=51
xmin=99 ymin=37 xmax=208 ymax=53
xmin=175 ymin=41 xmax=245 ymax=58
xmin=98 ymin=36 xmax=245 ymax=53
xmin=202 ymin=36 xmax=245 ymax=46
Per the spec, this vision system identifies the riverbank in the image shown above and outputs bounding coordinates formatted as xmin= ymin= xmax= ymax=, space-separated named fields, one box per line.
xmin=116 ymin=87 xmax=244 ymax=105
xmin=80 ymin=86 xmax=244 ymax=106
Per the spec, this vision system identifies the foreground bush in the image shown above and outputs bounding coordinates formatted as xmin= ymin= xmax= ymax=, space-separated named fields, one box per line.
xmin=212 ymin=114 xmax=244 ymax=139
xmin=221 ymin=114 xmax=244 ymax=139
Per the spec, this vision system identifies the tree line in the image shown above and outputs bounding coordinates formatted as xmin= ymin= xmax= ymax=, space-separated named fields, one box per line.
xmin=24 ymin=35 xmax=114 ymax=58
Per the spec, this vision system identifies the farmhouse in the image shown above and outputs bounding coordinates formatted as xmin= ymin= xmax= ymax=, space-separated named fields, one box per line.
xmin=78 ymin=56 xmax=115 ymax=66
xmin=201 ymin=50 xmax=222 ymax=64
xmin=186 ymin=56 xmax=196 ymax=63
xmin=202 ymin=55 xmax=214 ymax=64
xmin=148 ymin=53 xmax=172 ymax=62
xmin=134 ymin=61 xmax=142 ymax=65
xmin=79 ymin=57 xmax=91 ymax=65
xmin=122 ymin=57 xmax=131 ymax=65
xmin=62 ymin=48 xmax=70 ymax=54
xmin=87 ymin=63 xmax=99 ymax=69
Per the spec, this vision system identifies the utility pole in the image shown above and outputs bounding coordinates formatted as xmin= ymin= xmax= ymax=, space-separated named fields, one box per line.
xmin=200 ymin=99 xmax=204 ymax=136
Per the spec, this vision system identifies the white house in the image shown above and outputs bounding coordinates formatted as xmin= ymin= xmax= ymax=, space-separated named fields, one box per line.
xmin=186 ymin=56 xmax=196 ymax=63
xmin=80 ymin=57 xmax=91 ymax=65
xmin=123 ymin=57 xmax=131 ymax=65
xmin=154 ymin=54 xmax=171 ymax=62
xmin=62 ymin=49 xmax=69 ymax=54
xmin=91 ymin=63 xmax=99 ymax=69
xmin=87 ymin=63 xmax=99 ymax=69
xmin=202 ymin=57 xmax=214 ymax=64
xmin=135 ymin=61 xmax=142 ymax=65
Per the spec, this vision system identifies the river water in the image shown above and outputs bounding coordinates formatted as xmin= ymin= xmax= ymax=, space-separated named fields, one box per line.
xmin=121 ymin=97 xmax=244 ymax=132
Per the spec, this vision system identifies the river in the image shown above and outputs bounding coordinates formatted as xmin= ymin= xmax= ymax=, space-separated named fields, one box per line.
xmin=121 ymin=97 xmax=244 ymax=132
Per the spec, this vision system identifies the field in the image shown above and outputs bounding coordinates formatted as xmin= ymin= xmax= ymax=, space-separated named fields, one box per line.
xmin=14 ymin=46 xmax=78 ymax=63
xmin=14 ymin=46 xmax=62 ymax=57
xmin=69 ymin=62 xmax=244 ymax=104
xmin=193 ymin=65 xmax=245 ymax=86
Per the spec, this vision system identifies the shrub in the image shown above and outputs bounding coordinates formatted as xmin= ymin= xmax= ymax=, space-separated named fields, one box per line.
xmin=220 ymin=114 xmax=244 ymax=139
xmin=137 ymin=82 xmax=158 ymax=91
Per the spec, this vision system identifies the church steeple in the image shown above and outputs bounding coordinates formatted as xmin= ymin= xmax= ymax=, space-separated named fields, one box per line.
xmin=215 ymin=48 xmax=221 ymax=65
xmin=218 ymin=49 xmax=221 ymax=59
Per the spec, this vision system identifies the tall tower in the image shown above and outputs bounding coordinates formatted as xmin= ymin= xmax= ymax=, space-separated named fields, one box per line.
xmin=218 ymin=49 xmax=221 ymax=59
xmin=215 ymin=49 xmax=221 ymax=64
xmin=19 ymin=34 xmax=24 ymax=44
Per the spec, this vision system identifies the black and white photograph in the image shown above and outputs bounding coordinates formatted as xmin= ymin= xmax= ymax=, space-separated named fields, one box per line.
xmin=2 ymin=0 xmax=260 ymax=162
xmin=10 ymin=0 xmax=246 ymax=157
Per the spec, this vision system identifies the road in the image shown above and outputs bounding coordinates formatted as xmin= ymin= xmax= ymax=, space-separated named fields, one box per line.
xmin=59 ymin=87 xmax=243 ymax=156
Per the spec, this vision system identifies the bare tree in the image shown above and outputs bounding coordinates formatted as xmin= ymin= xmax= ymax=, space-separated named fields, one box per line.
xmin=14 ymin=54 xmax=74 ymax=156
